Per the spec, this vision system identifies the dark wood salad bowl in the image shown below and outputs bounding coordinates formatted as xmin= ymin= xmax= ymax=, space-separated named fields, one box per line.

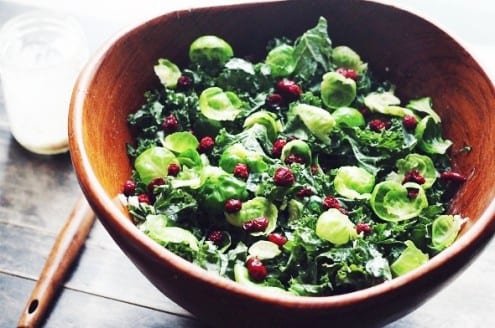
xmin=69 ymin=0 xmax=495 ymax=327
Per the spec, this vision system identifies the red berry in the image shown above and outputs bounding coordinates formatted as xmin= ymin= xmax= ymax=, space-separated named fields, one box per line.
xmin=162 ymin=114 xmax=179 ymax=132
xmin=207 ymin=230 xmax=224 ymax=246
xmin=440 ymin=171 xmax=467 ymax=183
xmin=233 ymin=163 xmax=249 ymax=180
xmin=273 ymin=167 xmax=295 ymax=186
xmin=168 ymin=163 xmax=181 ymax=176
xmin=310 ymin=165 xmax=320 ymax=175
xmin=147 ymin=177 xmax=166 ymax=194
xmin=284 ymin=154 xmax=306 ymax=165
xmin=268 ymin=233 xmax=287 ymax=246
xmin=198 ymin=136 xmax=215 ymax=153
xmin=369 ymin=119 xmax=387 ymax=132
xmin=402 ymin=115 xmax=418 ymax=131
xmin=407 ymin=188 xmax=419 ymax=199
xmin=275 ymin=79 xmax=302 ymax=103
xmin=137 ymin=193 xmax=151 ymax=204
xmin=403 ymin=169 xmax=426 ymax=185
xmin=336 ymin=67 xmax=359 ymax=80
xmin=176 ymin=75 xmax=193 ymax=91
xmin=272 ymin=139 xmax=287 ymax=158
xmin=224 ymin=199 xmax=242 ymax=213
xmin=246 ymin=257 xmax=267 ymax=281
xmin=323 ymin=196 xmax=341 ymax=210
xmin=359 ymin=107 xmax=371 ymax=117
xmin=243 ymin=217 xmax=269 ymax=232
xmin=265 ymin=93 xmax=284 ymax=109
xmin=356 ymin=222 xmax=372 ymax=235
xmin=296 ymin=187 xmax=313 ymax=198
xmin=123 ymin=179 xmax=136 ymax=196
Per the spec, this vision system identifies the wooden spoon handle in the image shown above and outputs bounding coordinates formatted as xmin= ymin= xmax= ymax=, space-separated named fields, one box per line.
xmin=17 ymin=196 xmax=96 ymax=328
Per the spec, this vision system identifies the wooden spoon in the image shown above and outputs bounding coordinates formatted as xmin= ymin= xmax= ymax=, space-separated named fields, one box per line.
xmin=17 ymin=196 xmax=96 ymax=328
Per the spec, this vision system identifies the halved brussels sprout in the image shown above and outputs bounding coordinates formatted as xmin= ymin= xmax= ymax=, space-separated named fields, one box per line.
xmin=280 ymin=139 xmax=312 ymax=165
xmin=199 ymin=87 xmax=244 ymax=121
xmin=390 ymin=240 xmax=429 ymax=276
xmin=177 ymin=149 xmax=203 ymax=168
xmin=396 ymin=153 xmax=438 ymax=189
xmin=225 ymin=197 xmax=278 ymax=236
xmin=315 ymin=208 xmax=357 ymax=246
xmin=370 ymin=181 xmax=428 ymax=221
xmin=406 ymin=97 xmax=441 ymax=123
xmin=189 ymin=35 xmax=233 ymax=66
xmin=243 ymin=111 xmax=282 ymax=141
xmin=332 ymin=106 xmax=365 ymax=127
xmin=415 ymin=116 xmax=452 ymax=154
xmin=331 ymin=45 xmax=366 ymax=72
xmin=333 ymin=166 xmax=375 ymax=199
xmin=321 ymin=71 xmax=357 ymax=109
xmin=171 ymin=166 xmax=202 ymax=189
xmin=154 ymin=58 xmax=181 ymax=88
xmin=430 ymin=214 xmax=464 ymax=252
xmin=248 ymin=240 xmax=282 ymax=260
xmin=134 ymin=146 xmax=180 ymax=184
xmin=219 ymin=143 xmax=268 ymax=173
xmin=141 ymin=215 xmax=199 ymax=251
xmin=266 ymin=44 xmax=296 ymax=78
xmin=363 ymin=90 xmax=401 ymax=114
xmin=162 ymin=132 xmax=199 ymax=153
xmin=292 ymin=103 xmax=336 ymax=144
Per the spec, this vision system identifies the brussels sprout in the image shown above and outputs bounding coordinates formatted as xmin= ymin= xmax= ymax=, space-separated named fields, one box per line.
xmin=331 ymin=45 xmax=366 ymax=72
xmin=243 ymin=111 xmax=282 ymax=141
xmin=219 ymin=143 xmax=268 ymax=173
xmin=233 ymin=262 xmax=292 ymax=294
xmin=248 ymin=240 xmax=282 ymax=260
xmin=199 ymin=167 xmax=249 ymax=213
xmin=171 ymin=166 xmax=202 ymax=189
xmin=189 ymin=35 xmax=234 ymax=66
xmin=162 ymin=131 xmax=199 ymax=153
xmin=141 ymin=215 xmax=199 ymax=251
xmin=332 ymin=106 xmax=365 ymax=127
xmin=288 ymin=199 xmax=304 ymax=221
xmin=333 ymin=166 xmax=375 ymax=199
xmin=199 ymin=87 xmax=244 ymax=121
xmin=363 ymin=90 xmax=401 ymax=114
xmin=390 ymin=240 xmax=429 ymax=277
xmin=154 ymin=58 xmax=181 ymax=88
xmin=430 ymin=215 xmax=464 ymax=251
xmin=370 ymin=181 xmax=428 ymax=222
xmin=265 ymin=44 xmax=296 ymax=78
xmin=315 ymin=208 xmax=357 ymax=246
xmin=396 ymin=153 xmax=438 ymax=189
xmin=225 ymin=197 xmax=278 ymax=235
xmin=292 ymin=103 xmax=336 ymax=144
xmin=134 ymin=147 xmax=180 ymax=184
xmin=177 ymin=149 xmax=203 ymax=168
xmin=320 ymin=71 xmax=357 ymax=109
xmin=406 ymin=97 xmax=441 ymax=123
xmin=415 ymin=116 xmax=453 ymax=154
xmin=280 ymin=139 xmax=312 ymax=165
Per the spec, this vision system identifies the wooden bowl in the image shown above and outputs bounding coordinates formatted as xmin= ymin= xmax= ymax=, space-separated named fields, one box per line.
xmin=69 ymin=0 xmax=495 ymax=326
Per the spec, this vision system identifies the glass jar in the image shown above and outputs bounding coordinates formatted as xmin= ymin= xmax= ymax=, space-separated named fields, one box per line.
xmin=0 ymin=11 xmax=89 ymax=155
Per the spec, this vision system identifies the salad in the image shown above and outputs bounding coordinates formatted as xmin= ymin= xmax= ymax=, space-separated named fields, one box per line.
xmin=121 ymin=17 xmax=468 ymax=296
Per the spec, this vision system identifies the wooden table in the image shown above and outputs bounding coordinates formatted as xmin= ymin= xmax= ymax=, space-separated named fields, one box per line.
xmin=1 ymin=1 xmax=494 ymax=327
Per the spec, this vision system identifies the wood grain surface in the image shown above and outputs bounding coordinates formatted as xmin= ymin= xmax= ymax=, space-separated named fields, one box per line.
xmin=1 ymin=1 xmax=495 ymax=327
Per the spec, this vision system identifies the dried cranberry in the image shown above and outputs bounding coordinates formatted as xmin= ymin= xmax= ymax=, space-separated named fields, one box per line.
xmin=243 ymin=217 xmax=269 ymax=232
xmin=176 ymin=75 xmax=193 ymax=91
xmin=402 ymin=115 xmax=418 ymax=131
xmin=198 ymin=136 xmax=215 ymax=153
xmin=233 ymin=163 xmax=249 ymax=180
xmin=265 ymin=93 xmax=284 ymax=109
xmin=147 ymin=177 xmax=166 ymax=194
xmin=310 ymin=165 xmax=320 ymax=175
xmin=123 ymin=179 xmax=136 ymax=196
xmin=272 ymin=139 xmax=287 ymax=158
xmin=246 ymin=257 xmax=267 ymax=282
xmin=268 ymin=233 xmax=287 ymax=246
xmin=296 ymin=187 xmax=313 ymax=198
xmin=284 ymin=154 xmax=306 ymax=165
xmin=336 ymin=67 xmax=359 ymax=80
xmin=440 ymin=171 xmax=467 ymax=183
xmin=207 ymin=230 xmax=224 ymax=246
xmin=162 ymin=114 xmax=179 ymax=132
xmin=403 ymin=169 xmax=426 ymax=185
xmin=224 ymin=199 xmax=242 ymax=213
xmin=407 ymin=188 xmax=419 ymax=199
xmin=273 ymin=167 xmax=295 ymax=186
xmin=275 ymin=78 xmax=302 ymax=103
xmin=356 ymin=223 xmax=372 ymax=235
xmin=167 ymin=163 xmax=181 ymax=176
xmin=137 ymin=193 xmax=151 ymax=204
xmin=359 ymin=107 xmax=371 ymax=117
xmin=369 ymin=119 xmax=388 ymax=132
xmin=323 ymin=196 xmax=341 ymax=210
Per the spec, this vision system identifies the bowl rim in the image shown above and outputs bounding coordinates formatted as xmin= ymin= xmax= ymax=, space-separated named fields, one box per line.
xmin=69 ymin=0 xmax=495 ymax=309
